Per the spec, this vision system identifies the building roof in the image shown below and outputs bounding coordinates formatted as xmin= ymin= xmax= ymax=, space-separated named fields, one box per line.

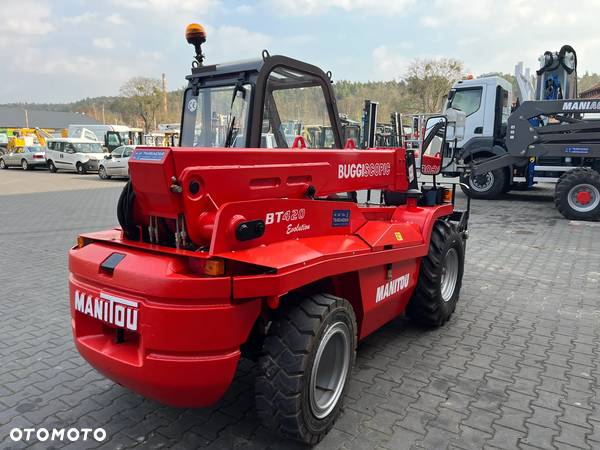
xmin=579 ymin=83 xmax=600 ymax=99
xmin=0 ymin=106 xmax=101 ymax=129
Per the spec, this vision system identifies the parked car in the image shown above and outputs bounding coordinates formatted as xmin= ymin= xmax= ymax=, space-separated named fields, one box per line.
xmin=0 ymin=145 xmax=47 ymax=170
xmin=98 ymin=145 xmax=136 ymax=179
xmin=0 ymin=133 xmax=8 ymax=155
xmin=45 ymin=138 xmax=105 ymax=174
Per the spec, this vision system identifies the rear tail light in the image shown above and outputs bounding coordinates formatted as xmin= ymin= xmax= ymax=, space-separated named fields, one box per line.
xmin=188 ymin=257 xmax=225 ymax=276
xmin=443 ymin=188 xmax=453 ymax=203
xmin=76 ymin=235 xmax=92 ymax=248
xmin=34 ymin=154 xmax=44 ymax=159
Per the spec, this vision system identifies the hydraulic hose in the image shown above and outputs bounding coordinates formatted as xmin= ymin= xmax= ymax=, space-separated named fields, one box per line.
xmin=117 ymin=180 xmax=138 ymax=240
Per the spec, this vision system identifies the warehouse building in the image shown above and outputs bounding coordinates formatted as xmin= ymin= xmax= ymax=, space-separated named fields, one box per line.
xmin=0 ymin=106 xmax=101 ymax=129
xmin=579 ymin=83 xmax=600 ymax=99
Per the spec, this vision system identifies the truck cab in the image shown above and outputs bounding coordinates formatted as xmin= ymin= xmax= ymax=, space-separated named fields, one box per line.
xmin=442 ymin=76 xmax=513 ymax=197
xmin=445 ymin=76 xmax=512 ymax=160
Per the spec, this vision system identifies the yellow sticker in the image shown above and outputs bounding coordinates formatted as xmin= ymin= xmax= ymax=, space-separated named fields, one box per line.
xmin=394 ymin=232 xmax=403 ymax=241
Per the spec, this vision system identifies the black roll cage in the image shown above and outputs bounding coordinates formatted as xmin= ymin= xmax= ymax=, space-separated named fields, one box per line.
xmin=180 ymin=54 xmax=343 ymax=149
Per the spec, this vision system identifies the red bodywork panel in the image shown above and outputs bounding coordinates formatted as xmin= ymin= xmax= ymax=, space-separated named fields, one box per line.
xmin=69 ymin=145 xmax=454 ymax=407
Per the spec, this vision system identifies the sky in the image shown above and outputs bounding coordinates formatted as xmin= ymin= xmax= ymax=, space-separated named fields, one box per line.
xmin=2 ymin=0 xmax=600 ymax=103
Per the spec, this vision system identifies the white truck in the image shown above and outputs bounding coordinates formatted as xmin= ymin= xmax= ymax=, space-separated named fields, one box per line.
xmin=68 ymin=125 xmax=143 ymax=152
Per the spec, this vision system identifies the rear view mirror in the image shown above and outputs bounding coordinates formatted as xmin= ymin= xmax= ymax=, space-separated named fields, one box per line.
xmin=420 ymin=116 xmax=447 ymax=176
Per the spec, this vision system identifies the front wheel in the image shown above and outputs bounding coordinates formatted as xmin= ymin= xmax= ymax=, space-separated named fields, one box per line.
xmin=460 ymin=159 xmax=507 ymax=199
xmin=0 ymin=159 xmax=6 ymax=170
xmin=554 ymin=168 xmax=600 ymax=221
xmin=407 ymin=220 xmax=465 ymax=327
xmin=98 ymin=166 xmax=110 ymax=180
xmin=255 ymin=294 xmax=357 ymax=445
xmin=21 ymin=159 xmax=29 ymax=170
xmin=76 ymin=162 xmax=87 ymax=174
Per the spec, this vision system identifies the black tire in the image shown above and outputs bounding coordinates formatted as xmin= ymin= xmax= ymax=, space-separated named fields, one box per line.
xmin=407 ymin=220 xmax=465 ymax=327
xmin=460 ymin=158 xmax=507 ymax=199
xmin=76 ymin=162 xmax=86 ymax=174
xmin=21 ymin=159 xmax=29 ymax=171
xmin=255 ymin=294 xmax=357 ymax=445
xmin=98 ymin=165 xmax=110 ymax=180
xmin=554 ymin=168 xmax=600 ymax=221
xmin=0 ymin=159 xmax=7 ymax=170
xmin=48 ymin=160 xmax=57 ymax=173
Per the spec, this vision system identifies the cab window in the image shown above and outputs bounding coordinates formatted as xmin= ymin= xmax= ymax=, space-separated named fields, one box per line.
xmin=188 ymin=84 xmax=253 ymax=148
xmin=107 ymin=133 xmax=121 ymax=147
xmin=263 ymin=68 xmax=334 ymax=149
xmin=447 ymin=87 xmax=482 ymax=116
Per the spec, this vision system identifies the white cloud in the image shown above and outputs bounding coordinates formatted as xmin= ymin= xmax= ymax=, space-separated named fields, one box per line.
xmin=113 ymin=0 xmax=219 ymax=12
xmin=234 ymin=4 xmax=254 ymax=14
xmin=92 ymin=37 xmax=115 ymax=49
xmin=63 ymin=12 xmax=97 ymax=24
xmin=140 ymin=50 xmax=164 ymax=61
xmin=107 ymin=13 xmax=125 ymax=25
xmin=206 ymin=25 xmax=271 ymax=60
xmin=3 ymin=0 xmax=54 ymax=35
xmin=412 ymin=0 xmax=600 ymax=77
xmin=371 ymin=45 xmax=410 ymax=80
xmin=266 ymin=0 xmax=415 ymax=16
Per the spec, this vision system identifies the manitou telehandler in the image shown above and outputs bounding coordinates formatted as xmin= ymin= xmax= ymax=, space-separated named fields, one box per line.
xmin=68 ymin=24 xmax=470 ymax=444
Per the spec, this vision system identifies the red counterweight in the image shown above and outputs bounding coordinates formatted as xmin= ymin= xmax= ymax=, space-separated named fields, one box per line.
xmin=128 ymin=146 xmax=411 ymax=247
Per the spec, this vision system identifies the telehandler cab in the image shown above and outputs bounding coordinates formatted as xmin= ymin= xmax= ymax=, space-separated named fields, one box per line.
xmin=68 ymin=23 xmax=470 ymax=444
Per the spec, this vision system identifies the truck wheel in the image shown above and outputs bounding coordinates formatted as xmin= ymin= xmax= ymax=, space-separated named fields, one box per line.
xmin=255 ymin=294 xmax=357 ymax=445
xmin=554 ymin=168 xmax=600 ymax=221
xmin=407 ymin=220 xmax=464 ymax=327
xmin=460 ymin=159 xmax=507 ymax=199
xmin=47 ymin=160 xmax=57 ymax=173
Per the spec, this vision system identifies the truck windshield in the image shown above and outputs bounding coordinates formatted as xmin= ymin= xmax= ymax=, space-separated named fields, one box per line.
xmin=184 ymin=84 xmax=252 ymax=147
xmin=447 ymin=87 xmax=482 ymax=116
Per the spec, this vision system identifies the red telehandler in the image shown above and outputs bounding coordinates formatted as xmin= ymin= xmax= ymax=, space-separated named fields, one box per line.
xmin=68 ymin=24 xmax=470 ymax=444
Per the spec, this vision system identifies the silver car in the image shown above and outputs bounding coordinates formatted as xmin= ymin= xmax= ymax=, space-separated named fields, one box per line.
xmin=0 ymin=146 xmax=47 ymax=170
xmin=98 ymin=145 xmax=136 ymax=179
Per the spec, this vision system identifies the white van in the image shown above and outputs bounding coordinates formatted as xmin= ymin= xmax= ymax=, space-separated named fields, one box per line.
xmin=45 ymin=138 xmax=106 ymax=174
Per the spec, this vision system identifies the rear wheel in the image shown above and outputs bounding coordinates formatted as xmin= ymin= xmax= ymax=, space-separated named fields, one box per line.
xmin=460 ymin=158 xmax=507 ymax=199
xmin=48 ymin=160 xmax=57 ymax=173
xmin=21 ymin=159 xmax=29 ymax=171
xmin=407 ymin=220 xmax=465 ymax=327
xmin=554 ymin=168 xmax=600 ymax=221
xmin=255 ymin=294 xmax=357 ymax=445
xmin=76 ymin=162 xmax=86 ymax=174
xmin=0 ymin=159 xmax=6 ymax=170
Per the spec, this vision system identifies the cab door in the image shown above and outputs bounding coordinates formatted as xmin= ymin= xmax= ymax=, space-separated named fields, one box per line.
xmin=120 ymin=147 xmax=133 ymax=176
xmin=53 ymin=143 xmax=70 ymax=168
xmin=105 ymin=147 xmax=124 ymax=175
xmin=6 ymin=148 xmax=20 ymax=165
xmin=105 ymin=132 xmax=122 ymax=152
xmin=63 ymin=143 xmax=78 ymax=169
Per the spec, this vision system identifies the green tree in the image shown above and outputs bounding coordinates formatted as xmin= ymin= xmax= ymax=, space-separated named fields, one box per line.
xmin=405 ymin=58 xmax=464 ymax=113
xmin=119 ymin=77 xmax=163 ymax=132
